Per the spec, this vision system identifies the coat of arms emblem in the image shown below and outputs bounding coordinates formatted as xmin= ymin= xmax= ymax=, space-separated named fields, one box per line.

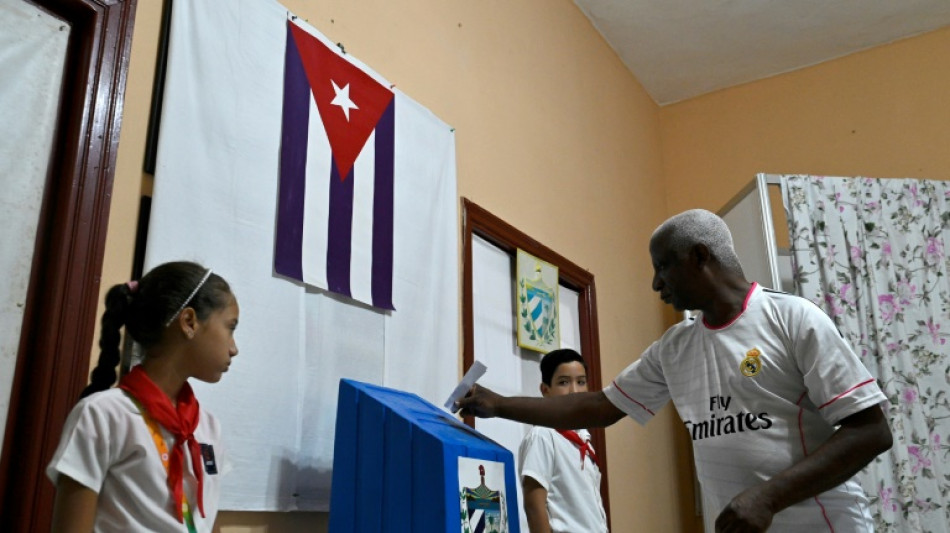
xmin=459 ymin=460 xmax=508 ymax=533
xmin=516 ymin=249 xmax=559 ymax=353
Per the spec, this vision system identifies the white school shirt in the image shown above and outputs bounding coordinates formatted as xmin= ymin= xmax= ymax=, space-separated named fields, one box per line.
xmin=47 ymin=388 xmax=228 ymax=533
xmin=603 ymin=284 xmax=885 ymax=533
xmin=519 ymin=426 xmax=608 ymax=533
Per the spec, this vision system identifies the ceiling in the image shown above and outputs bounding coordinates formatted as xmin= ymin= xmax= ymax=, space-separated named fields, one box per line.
xmin=573 ymin=0 xmax=950 ymax=105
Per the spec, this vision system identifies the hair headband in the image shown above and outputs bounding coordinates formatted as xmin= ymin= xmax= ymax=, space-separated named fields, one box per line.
xmin=164 ymin=268 xmax=214 ymax=327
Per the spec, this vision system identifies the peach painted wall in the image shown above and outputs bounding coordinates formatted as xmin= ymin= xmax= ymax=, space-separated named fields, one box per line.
xmin=659 ymin=26 xmax=950 ymax=216
xmin=98 ymin=0 xmax=683 ymax=532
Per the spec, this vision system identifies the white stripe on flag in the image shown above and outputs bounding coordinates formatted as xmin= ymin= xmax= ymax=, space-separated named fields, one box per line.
xmin=302 ymin=96 xmax=331 ymax=288
xmin=349 ymin=129 xmax=376 ymax=304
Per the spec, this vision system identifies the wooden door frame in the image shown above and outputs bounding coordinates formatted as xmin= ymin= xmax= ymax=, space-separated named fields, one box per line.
xmin=0 ymin=1 xmax=138 ymax=530
xmin=460 ymin=197 xmax=611 ymax=528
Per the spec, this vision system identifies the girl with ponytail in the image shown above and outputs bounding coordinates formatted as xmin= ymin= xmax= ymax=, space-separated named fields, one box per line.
xmin=47 ymin=261 xmax=240 ymax=532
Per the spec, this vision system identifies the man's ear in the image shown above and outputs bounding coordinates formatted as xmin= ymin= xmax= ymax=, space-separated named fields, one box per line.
xmin=539 ymin=383 xmax=549 ymax=398
xmin=692 ymin=243 xmax=711 ymax=268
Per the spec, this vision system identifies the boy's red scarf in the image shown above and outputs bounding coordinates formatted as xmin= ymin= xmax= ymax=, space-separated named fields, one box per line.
xmin=556 ymin=429 xmax=599 ymax=469
xmin=119 ymin=366 xmax=205 ymax=521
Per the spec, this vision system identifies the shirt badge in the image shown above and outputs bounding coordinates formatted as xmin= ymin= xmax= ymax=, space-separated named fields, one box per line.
xmin=740 ymin=348 xmax=762 ymax=377
xmin=200 ymin=443 xmax=218 ymax=475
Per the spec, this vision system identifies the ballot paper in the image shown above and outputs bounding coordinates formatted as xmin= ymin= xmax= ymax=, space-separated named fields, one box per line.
xmin=443 ymin=360 xmax=487 ymax=412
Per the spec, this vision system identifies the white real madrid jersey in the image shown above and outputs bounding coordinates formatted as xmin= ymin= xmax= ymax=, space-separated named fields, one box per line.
xmin=604 ymin=283 xmax=885 ymax=533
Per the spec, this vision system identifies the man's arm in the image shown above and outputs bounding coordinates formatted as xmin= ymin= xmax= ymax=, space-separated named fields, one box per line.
xmin=715 ymin=404 xmax=892 ymax=532
xmin=457 ymin=385 xmax=625 ymax=429
xmin=522 ymin=477 xmax=552 ymax=533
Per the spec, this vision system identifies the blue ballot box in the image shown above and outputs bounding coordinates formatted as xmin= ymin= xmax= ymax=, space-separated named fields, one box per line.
xmin=329 ymin=379 xmax=520 ymax=533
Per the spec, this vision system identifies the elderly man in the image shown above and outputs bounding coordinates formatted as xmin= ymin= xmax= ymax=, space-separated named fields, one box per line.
xmin=459 ymin=209 xmax=892 ymax=532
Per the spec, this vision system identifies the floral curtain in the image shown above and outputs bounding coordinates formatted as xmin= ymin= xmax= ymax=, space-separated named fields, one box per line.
xmin=782 ymin=175 xmax=950 ymax=532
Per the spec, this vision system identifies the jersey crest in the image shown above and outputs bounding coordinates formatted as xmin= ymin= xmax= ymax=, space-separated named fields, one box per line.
xmin=740 ymin=348 xmax=762 ymax=377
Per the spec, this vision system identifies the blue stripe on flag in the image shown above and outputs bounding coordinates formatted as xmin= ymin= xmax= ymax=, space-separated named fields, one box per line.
xmin=371 ymin=99 xmax=395 ymax=310
xmin=275 ymin=23 xmax=309 ymax=281
xmin=326 ymin=161 xmax=354 ymax=297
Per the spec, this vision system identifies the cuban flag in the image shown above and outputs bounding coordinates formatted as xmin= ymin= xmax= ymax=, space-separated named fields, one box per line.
xmin=276 ymin=18 xmax=396 ymax=310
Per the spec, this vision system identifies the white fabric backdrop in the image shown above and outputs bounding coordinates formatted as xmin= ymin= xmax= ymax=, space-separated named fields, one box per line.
xmin=0 ymin=0 xmax=69 ymax=450
xmin=146 ymin=0 xmax=458 ymax=511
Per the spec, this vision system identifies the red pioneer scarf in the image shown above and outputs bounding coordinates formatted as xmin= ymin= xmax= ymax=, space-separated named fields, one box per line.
xmin=556 ymin=429 xmax=599 ymax=469
xmin=119 ymin=366 xmax=205 ymax=521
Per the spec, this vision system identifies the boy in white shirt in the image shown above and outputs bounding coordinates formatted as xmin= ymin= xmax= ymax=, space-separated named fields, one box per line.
xmin=519 ymin=349 xmax=608 ymax=533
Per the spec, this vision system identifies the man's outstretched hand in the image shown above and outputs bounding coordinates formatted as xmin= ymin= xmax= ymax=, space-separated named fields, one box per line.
xmin=455 ymin=384 xmax=502 ymax=418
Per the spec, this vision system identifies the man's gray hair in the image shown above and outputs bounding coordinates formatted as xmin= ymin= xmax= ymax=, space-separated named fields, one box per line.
xmin=652 ymin=209 xmax=743 ymax=273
